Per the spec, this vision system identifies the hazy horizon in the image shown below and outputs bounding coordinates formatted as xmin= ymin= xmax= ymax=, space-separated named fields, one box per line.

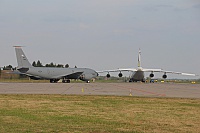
xmin=0 ymin=0 xmax=200 ymax=79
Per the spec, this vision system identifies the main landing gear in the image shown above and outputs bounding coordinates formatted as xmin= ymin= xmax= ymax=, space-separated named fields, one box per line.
xmin=62 ymin=79 xmax=70 ymax=83
xmin=129 ymin=79 xmax=146 ymax=83
xmin=50 ymin=79 xmax=70 ymax=83
xmin=50 ymin=79 xmax=90 ymax=83
xmin=50 ymin=79 xmax=59 ymax=83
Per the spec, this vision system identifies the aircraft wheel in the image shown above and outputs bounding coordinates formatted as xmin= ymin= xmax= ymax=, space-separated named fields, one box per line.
xmin=142 ymin=79 xmax=146 ymax=83
xmin=62 ymin=80 xmax=67 ymax=83
xmin=50 ymin=79 xmax=58 ymax=83
xmin=67 ymin=79 xmax=70 ymax=83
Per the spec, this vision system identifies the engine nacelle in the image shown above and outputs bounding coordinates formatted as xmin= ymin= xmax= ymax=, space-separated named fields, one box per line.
xmin=150 ymin=73 xmax=154 ymax=78
xmin=162 ymin=74 xmax=167 ymax=79
xmin=79 ymin=74 xmax=86 ymax=81
xmin=118 ymin=73 xmax=123 ymax=77
xmin=106 ymin=73 xmax=111 ymax=78
xmin=79 ymin=76 xmax=84 ymax=80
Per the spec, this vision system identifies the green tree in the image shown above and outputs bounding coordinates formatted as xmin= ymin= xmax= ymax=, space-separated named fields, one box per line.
xmin=36 ymin=60 xmax=43 ymax=67
xmin=45 ymin=62 xmax=56 ymax=67
xmin=3 ymin=65 xmax=13 ymax=70
xmin=65 ymin=64 xmax=69 ymax=68
xmin=32 ymin=61 xmax=36 ymax=67
xmin=57 ymin=64 xmax=64 ymax=68
xmin=49 ymin=62 xmax=55 ymax=67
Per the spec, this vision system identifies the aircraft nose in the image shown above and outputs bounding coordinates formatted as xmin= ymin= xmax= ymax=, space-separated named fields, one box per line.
xmin=94 ymin=71 xmax=99 ymax=77
xmin=96 ymin=72 xmax=99 ymax=77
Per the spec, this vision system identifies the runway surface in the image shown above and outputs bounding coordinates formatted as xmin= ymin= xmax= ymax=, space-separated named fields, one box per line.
xmin=0 ymin=82 xmax=200 ymax=98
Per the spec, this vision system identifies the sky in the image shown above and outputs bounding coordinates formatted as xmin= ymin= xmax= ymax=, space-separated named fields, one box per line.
xmin=0 ymin=0 xmax=200 ymax=79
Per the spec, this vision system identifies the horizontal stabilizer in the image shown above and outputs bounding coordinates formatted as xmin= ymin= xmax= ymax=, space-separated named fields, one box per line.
xmin=17 ymin=68 xmax=29 ymax=73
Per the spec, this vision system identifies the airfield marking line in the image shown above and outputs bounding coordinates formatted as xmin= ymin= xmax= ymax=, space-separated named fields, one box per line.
xmin=60 ymin=84 xmax=75 ymax=95
xmin=76 ymin=83 xmax=100 ymax=93
xmin=84 ymin=83 xmax=104 ymax=92
xmin=110 ymin=84 xmax=166 ymax=97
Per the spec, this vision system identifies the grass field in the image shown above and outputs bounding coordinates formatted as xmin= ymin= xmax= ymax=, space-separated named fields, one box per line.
xmin=0 ymin=95 xmax=200 ymax=133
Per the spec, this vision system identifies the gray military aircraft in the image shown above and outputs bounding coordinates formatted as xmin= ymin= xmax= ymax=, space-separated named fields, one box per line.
xmin=14 ymin=46 xmax=98 ymax=83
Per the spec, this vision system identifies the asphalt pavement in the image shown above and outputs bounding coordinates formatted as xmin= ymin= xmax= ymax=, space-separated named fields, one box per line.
xmin=0 ymin=82 xmax=200 ymax=98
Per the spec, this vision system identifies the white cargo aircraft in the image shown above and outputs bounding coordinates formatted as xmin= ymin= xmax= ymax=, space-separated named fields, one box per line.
xmin=98 ymin=49 xmax=197 ymax=82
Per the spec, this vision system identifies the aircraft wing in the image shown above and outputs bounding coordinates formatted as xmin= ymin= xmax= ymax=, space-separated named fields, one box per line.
xmin=161 ymin=70 xmax=198 ymax=76
xmin=142 ymin=68 xmax=163 ymax=72
xmin=52 ymin=72 xmax=84 ymax=79
xmin=97 ymin=68 xmax=163 ymax=73
xmin=97 ymin=68 xmax=137 ymax=73
xmin=142 ymin=69 xmax=197 ymax=76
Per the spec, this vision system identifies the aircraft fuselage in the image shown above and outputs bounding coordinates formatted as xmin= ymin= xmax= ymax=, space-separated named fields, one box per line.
xmin=130 ymin=68 xmax=145 ymax=82
xmin=18 ymin=67 xmax=98 ymax=81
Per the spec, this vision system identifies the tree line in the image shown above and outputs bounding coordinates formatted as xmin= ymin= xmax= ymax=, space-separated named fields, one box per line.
xmin=32 ymin=60 xmax=70 ymax=68
xmin=1 ymin=60 xmax=76 ymax=70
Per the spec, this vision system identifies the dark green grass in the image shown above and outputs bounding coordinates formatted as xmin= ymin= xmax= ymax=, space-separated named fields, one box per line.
xmin=0 ymin=95 xmax=200 ymax=133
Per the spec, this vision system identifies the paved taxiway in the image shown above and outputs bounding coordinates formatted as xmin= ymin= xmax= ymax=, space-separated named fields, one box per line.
xmin=0 ymin=82 xmax=200 ymax=98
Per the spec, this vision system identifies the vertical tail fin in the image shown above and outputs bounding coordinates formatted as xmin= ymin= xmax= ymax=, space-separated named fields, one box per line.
xmin=14 ymin=46 xmax=32 ymax=68
xmin=138 ymin=49 xmax=141 ymax=68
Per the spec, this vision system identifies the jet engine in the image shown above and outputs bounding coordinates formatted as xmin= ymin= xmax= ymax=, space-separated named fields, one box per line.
xmin=106 ymin=73 xmax=111 ymax=78
xmin=79 ymin=74 xmax=86 ymax=81
xmin=149 ymin=73 xmax=154 ymax=78
xmin=118 ymin=72 xmax=123 ymax=77
xmin=162 ymin=74 xmax=167 ymax=79
xmin=79 ymin=75 xmax=85 ymax=80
